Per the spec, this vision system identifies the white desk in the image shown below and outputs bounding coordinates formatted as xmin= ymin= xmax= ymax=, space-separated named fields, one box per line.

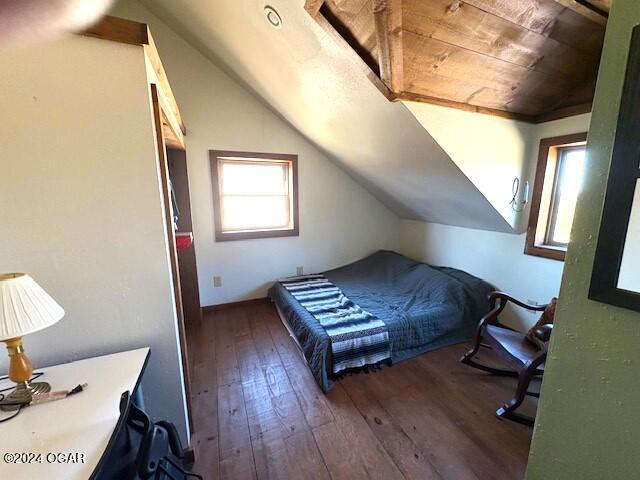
xmin=0 ymin=348 xmax=149 ymax=479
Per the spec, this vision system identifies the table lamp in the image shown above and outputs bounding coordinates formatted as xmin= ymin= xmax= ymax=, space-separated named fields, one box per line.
xmin=0 ymin=273 xmax=64 ymax=410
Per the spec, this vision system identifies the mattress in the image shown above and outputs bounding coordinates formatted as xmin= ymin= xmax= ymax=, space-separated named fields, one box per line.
xmin=268 ymin=250 xmax=494 ymax=392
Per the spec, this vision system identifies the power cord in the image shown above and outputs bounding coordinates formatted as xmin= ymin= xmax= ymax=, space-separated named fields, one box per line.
xmin=0 ymin=372 xmax=43 ymax=392
xmin=0 ymin=372 xmax=44 ymax=423
xmin=510 ymin=177 xmax=526 ymax=212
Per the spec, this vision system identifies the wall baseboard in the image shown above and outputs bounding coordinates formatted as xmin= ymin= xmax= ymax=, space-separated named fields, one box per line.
xmin=201 ymin=297 xmax=269 ymax=313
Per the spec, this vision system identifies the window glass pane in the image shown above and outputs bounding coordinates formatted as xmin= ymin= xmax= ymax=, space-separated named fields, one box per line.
xmin=221 ymin=195 xmax=290 ymax=231
xmin=221 ymin=161 xmax=287 ymax=195
xmin=549 ymin=148 xmax=586 ymax=244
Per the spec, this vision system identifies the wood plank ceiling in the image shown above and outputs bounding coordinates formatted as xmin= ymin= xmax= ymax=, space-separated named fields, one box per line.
xmin=305 ymin=0 xmax=610 ymax=123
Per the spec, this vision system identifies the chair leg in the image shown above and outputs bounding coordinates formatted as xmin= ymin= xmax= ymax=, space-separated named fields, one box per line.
xmin=496 ymin=358 xmax=544 ymax=426
xmin=460 ymin=348 xmax=519 ymax=377
xmin=460 ymin=310 xmax=518 ymax=377
xmin=496 ymin=406 xmax=535 ymax=426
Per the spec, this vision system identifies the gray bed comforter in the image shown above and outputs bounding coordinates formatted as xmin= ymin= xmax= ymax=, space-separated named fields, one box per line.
xmin=268 ymin=250 xmax=494 ymax=392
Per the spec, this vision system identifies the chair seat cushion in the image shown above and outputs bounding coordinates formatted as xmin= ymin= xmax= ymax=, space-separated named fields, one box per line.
xmin=485 ymin=324 xmax=545 ymax=370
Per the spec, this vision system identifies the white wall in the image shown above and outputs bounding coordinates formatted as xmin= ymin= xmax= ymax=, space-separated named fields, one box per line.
xmin=119 ymin=0 xmax=515 ymax=233
xmin=400 ymin=114 xmax=592 ymax=331
xmin=405 ymin=101 xmax=534 ymax=230
xmin=0 ymin=35 xmax=188 ymax=440
xmin=112 ymin=1 xmax=401 ymax=307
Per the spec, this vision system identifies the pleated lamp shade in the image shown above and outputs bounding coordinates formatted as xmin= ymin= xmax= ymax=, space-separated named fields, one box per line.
xmin=0 ymin=273 xmax=64 ymax=341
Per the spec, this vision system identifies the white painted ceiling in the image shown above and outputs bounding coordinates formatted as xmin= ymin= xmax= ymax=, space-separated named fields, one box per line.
xmin=136 ymin=0 xmax=513 ymax=232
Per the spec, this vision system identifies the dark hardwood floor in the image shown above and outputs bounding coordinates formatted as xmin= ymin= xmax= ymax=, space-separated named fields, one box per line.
xmin=187 ymin=301 xmax=536 ymax=480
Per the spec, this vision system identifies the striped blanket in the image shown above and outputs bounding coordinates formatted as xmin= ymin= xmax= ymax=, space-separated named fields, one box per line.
xmin=280 ymin=274 xmax=391 ymax=374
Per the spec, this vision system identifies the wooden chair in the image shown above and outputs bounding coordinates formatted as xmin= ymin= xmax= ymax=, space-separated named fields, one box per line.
xmin=460 ymin=291 xmax=553 ymax=426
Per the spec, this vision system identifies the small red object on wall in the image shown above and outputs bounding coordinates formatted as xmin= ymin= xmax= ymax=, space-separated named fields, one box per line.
xmin=175 ymin=232 xmax=193 ymax=250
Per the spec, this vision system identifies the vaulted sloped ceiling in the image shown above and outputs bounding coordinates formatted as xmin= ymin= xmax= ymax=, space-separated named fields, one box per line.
xmin=313 ymin=0 xmax=608 ymax=121
xmin=130 ymin=0 xmax=604 ymax=233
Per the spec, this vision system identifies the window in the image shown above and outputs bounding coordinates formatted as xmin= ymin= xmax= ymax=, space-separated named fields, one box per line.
xmin=525 ymin=133 xmax=588 ymax=261
xmin=210 ymin=150 xmax=298 ymax=241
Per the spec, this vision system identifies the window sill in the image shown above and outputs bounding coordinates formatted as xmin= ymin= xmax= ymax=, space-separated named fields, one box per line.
xmin=215 ymin=228 xmax=299 ymax=242
xmin=524 ymin=244 xmax=566 ymax=261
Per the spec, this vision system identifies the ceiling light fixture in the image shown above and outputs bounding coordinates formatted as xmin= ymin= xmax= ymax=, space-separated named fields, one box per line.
xmin=264 ymin=5 xmax=282 ymax=29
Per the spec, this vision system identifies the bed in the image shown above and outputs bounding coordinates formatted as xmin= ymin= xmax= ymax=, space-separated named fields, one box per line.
xmin=268 ymin=250 xmax=494 ymax=392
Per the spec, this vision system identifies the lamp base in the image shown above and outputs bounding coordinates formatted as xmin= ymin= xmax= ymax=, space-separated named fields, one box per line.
xmin=0 ymin=381 xmax=51 ymax=411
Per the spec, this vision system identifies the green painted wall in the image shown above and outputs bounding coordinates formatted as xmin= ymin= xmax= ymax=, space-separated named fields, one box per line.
xmin=527 ymin=1 xmax=640 ymax=478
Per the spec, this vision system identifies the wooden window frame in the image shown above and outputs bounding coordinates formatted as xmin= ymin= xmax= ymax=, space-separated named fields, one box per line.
xmin=209 ymin=150 xmax=299 ymax=242
xmin=525 ymin=132 xmax=588 ymax=261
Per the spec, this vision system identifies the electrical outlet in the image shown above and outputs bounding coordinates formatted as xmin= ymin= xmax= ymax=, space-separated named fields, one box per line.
xmin=296 ymin=266 xmax=304 ymax=276
xmin=213 ymin=276 xmax=222 ymax=287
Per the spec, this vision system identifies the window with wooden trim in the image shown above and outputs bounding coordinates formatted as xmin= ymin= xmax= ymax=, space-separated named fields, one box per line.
xmin=210 ymin=150 xmax=298 ymax=242
xmin=525 ymin=133 xmax=588 ymax=261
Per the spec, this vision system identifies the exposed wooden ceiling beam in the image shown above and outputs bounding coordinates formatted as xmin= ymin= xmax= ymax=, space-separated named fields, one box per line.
xmin=373 ymin=0 xmax=392 ymax=87
xmin=551 ymin=0 xmax=608 ymax=25
xmin=397 ymin=91 xmax=537 ymax=122
xmin=82 ymin=14 xmax=148 ymax=45
xmin=312 ymin=8 xmax=397 ymax=102
xmin=533 ymin=101 xmax=593 ymax=123
xmin=145 ymin=32 xmax=186 ymax=147
xmin=304 ymin=0 xmax=325 ymax=18
xmin=584 ymin=0 xmax=611 ymax=12
xmin=372 ymin=0 xmax=403 ymax=92
xmin=81 ymin=15 xmax=186 ymax=148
